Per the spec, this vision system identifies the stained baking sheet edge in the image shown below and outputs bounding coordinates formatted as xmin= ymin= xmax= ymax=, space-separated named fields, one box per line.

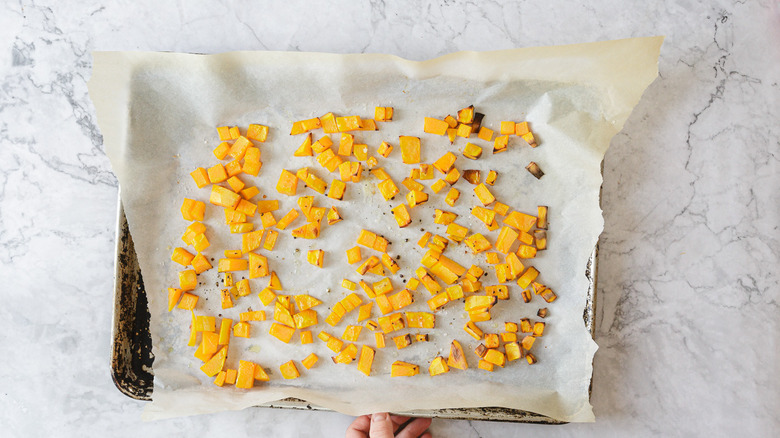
xmin=111 ymin=194 xmax=597 ymax=423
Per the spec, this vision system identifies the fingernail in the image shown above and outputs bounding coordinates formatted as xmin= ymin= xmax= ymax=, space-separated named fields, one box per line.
xmin=371 ymin=412 xmax=389 ymax=422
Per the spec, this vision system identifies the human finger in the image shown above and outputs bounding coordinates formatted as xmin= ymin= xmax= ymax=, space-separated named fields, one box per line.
xmin=396 ymin=417 xmax=433 ymax=438
xmin=390 ymin=415 xmax=411 ymax=432
xmin=369 ymin=412 xmax=395 ymax=438
xmin=345 ymin=415 xmax=371 ymax=438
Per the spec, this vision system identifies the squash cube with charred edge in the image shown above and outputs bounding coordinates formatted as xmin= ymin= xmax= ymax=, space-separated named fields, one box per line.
xmin=393 ymin=333 xmax=413 ymax=349
xmin=307 ymin=249 xmax=324 ymax=268
xmin=537 ymin=308 xmax=549 ymax=318
xmin=391 ymin=204 xmax=412 ymax=228
xmin=406 ymin=190 xmax=428 ymax=208
xmin=377 ymin=141 xmax=393 ymax=158
xmin=376 ymin=313 xmax=405 ymax=334
xmin=328 ymin=180 xmax=346 ymax=201
xmin=493 ymin=135 xmax=508 ymax=154
xmin=464 ymin=295 xmax=497 ymax=312
xmin=332 ymin=343 xmax=358 ymax=364
xmin=374 ymin=332 xmax=385 ymax=348
xmin=534 ymin=230 xmax=547 ymax=250
xmin=525 ymin=161 xmax=544 ymax=179
xmin=380 ymin=254 xmax=400 ymax=274
xmin=474 ymin=343 xmax=488 ymax=358
xmin=541 ymin=288 xmax=558 ymax=303
xmin=429 ymin=356 xmax=450 ymax=376
xmin=462 ymin=142 xmax=482 ymax=160
xmin=485 ymin=285 xmax=509 ymax=300
xmin=377 ymin=178 xmax=400 ymax=201
xmin=432 ymin=152 xmax=457 ymax=174
xmin=390 ymin=361 xmax=419 ymax=377
xmin=520 ymin=318 xmax=533 ymax=333
xmin=415 ymin=333 xmax=430 ymax=342
xmin=291 ymin=222 xmax=320 ymax=239
xmin=464 ymin=321 xmax=483 ymax=340
xmin=446 ymin=223 xmax=468 ymax=242
xmin=533 ymin=322 xmax=546 ymax=337
xmin=522 ymin=335 xmax=536 ymax=352
xmin=447 ymin=340 xmax=468 ymax=370
xmin=325 ymin=207 xmax=342 ymax=225
xmin=521 ymin=289 xmax=532 ymax=303
xmin=484 ymin=333 xmax=500 ymax=349
xmin=462 ymin=169 xmax=481 ymax=185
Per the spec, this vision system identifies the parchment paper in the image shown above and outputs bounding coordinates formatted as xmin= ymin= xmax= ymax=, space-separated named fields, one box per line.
xmin=89 ymin=37 xmax=662 ymax=422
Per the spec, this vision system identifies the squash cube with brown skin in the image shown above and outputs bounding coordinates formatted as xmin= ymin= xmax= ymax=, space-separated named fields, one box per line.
xmin=464 ymin=321 xmax=483 ymax=340
xmin=447 ymin=340 xmax=468 ymax=370
xmin=406 ymin=190 xmax=428 ymax=208
xmin=462 ymin=169 xmax=481 ymax=185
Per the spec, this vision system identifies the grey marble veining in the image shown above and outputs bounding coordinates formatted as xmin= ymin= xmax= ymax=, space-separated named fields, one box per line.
xmin=0 ymin=0 xmax=777 ymax=437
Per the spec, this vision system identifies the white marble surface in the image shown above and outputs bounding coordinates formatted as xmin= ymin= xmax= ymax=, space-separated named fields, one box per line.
xmin=0 ymin=0 xmax=777 ymax=436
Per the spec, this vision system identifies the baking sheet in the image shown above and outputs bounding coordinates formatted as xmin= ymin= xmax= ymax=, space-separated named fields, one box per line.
xmin=90 ymin=37 xmax=661 ymax=422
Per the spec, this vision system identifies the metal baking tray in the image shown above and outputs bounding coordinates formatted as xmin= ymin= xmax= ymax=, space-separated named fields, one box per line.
xmin=111 ymin=197 xmax=597 ymax=423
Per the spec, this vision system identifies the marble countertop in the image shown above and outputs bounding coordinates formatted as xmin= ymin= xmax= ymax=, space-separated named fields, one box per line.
xmin=1 ymin=0 xmax=777 ymax=436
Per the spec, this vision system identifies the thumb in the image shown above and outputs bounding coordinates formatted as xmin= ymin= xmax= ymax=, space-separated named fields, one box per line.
xmin=369 ymin=412 xmax=395 ymax=438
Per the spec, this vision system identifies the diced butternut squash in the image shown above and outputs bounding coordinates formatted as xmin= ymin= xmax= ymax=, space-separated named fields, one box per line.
xmin=235 ymin=360 xmax=255 ymax=389
xmin=269 ymin=323 xmax=295 ymax=343
xmin=399 ymin=136 xmax=421 ymax=164
xmin=391 ymin=361 xmax=419 ymax=377
xmin=302 ymin=353 xmax=319 ymax=369
xmin=280 ymin=360 xmax=300 ymax=379
xmin=423 ymin=117 xmax=449 ymax=135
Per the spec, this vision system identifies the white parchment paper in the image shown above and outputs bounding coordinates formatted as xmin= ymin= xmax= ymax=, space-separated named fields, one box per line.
xmin=90 ymin=37 xmax=662 ymax=422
